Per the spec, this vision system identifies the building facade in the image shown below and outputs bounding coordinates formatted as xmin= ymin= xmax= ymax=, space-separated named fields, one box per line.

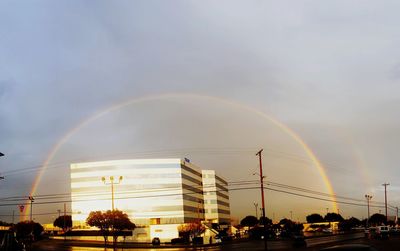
xmin=70 ymin=158 xmax=230 ymax=241
xmin=70 ymin=159 xmax=205 ymax=228
xmin=202 ymin=170 xmax=230 ymax=224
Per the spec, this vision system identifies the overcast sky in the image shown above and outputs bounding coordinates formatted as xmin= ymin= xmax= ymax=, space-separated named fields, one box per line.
xmin=1 ymin=1 xmax=400 ymax=224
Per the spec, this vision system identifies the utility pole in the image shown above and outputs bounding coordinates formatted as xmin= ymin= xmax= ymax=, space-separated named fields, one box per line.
xmin=64 ymin=203 xmax=66 ymax=241
xmin=383 ymin=183 xmax=389 ymax=222
xmin=254 ymin=202 xmax=259 ymax=219
xmin=57 ymin=209 xmax=61 ymax=218
xmin=365 ymin=194 xmax=372 ymax=228
xmin=102 ymin=176 xmax=123 ymax=210
xmin=290 ymin=211 xmax=293 ymax=221
xmin=396 ymin=207 xmax=399 ymax=225
xmin=256 ymin=149 xmax=267 ymax=251
xmin=28 ymin=196 xmax=34 ymax=222
xmin=12 ymin=210 xmax=14 ymax=225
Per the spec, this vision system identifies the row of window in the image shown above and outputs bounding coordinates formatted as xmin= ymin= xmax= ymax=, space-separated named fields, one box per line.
xmin=204 ymin=208 xmax=230 ymax=214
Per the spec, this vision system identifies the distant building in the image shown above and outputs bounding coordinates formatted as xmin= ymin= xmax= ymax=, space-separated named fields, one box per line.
xmin=70 ymin=158 xmax=230 ymax=242
xmin=202 ymin=170 xmax=230 ymax=224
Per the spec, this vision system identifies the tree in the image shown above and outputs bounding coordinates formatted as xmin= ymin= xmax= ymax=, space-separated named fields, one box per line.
xmin=87 ymin=211 xmax=110 ymax=245
xmin=338 ymin=217 xmax=361 ymax=231
xmin=306 ymin=213 xmax=324 ymax=223
xmin=178 ymin=222 xmax=205 ymax=241
xmin=11 ymin=221 xmax=44 ymax=241
xmin=279 ymin=218 xmax=304 ymax=235
xmin=369 ymin=213 xmax=386 ymax=226
xmin=324 ymin=213 xmax=344 ymax=222
xmin=259 ymin=216 xmax=272 ymax=226
xmin=86 ymin=210 xmax=135 ymax=246
xmin=240 ymin=215 xmax=258 ymax=227
xmin=105 ymin=210 xmax=136 ymax=244
xmin=53 ymin=215 xmax=72 ymax=232
xmin=0 ymin=221 xmax=11 ymax=226
xmin=348 ymin=217 xmax=361 ymax=226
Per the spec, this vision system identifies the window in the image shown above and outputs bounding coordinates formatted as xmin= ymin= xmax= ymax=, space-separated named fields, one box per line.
xmin=150 ymin=218 xmax=161 ymax=225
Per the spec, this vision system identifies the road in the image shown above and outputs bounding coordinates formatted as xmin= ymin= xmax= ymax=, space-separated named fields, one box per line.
xmin=31 ymin=233 xmax=396 ymax=251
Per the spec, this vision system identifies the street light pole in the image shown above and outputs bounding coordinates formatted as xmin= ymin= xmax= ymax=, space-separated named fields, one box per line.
xmin=102 ymin=176 xmax=123 ymax=210
xmin=365 ymin=195 xmax=372 ymax=228
xmin=0 ymin=152 xmax=4 ymax=180
xmin=28 ymin=196 xmax=34 ymax=222
xmin=382 ymin=183 xmax=389 ymax=222
xmin=254 ymin=202 xmax=259 ymax=219
xmin=256 ymin=149 xmax=267 ymax=251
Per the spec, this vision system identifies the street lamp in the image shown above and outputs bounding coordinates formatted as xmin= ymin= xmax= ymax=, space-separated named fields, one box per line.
xmin=102 ymin=176 xmax=123 ymax=211
xmin=382 ymin=183 xmax=390 ymax=222
xmin=254 ymin=202 xmax=259 ymax=219
xmin=28 ymin=196 xmax=34 ymax=222
xmin=0 ymin=153 xmax=4 ymax=180
xmin=365 ymin=194 xmax=372 ymax=228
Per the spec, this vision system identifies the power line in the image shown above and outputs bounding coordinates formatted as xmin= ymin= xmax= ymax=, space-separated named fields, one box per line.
xmin=0 ymin=183 xmax=393 ymax=212
xmin=0 ymin=179 xmax=391 ymax=211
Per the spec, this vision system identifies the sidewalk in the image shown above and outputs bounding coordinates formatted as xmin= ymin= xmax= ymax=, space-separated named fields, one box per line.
xmin=48 ymin=238 xmax=224 ymax=249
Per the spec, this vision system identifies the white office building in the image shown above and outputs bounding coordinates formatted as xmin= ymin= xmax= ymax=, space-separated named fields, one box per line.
xmin=70 ymin=158 xmax=230 ymax=241
xmin=202 ymin=170 xmax=230 ymax=224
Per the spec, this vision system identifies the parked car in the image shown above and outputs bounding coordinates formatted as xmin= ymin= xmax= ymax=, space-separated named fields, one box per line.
xmin=152 ymin=237 xmax=160 ymax=245
xmin=171 ymin=237 xmax=185 ymax=244
xmin=390 ymin=226 xmax=400 ymax=235
xmin=376 ymin=226 xmax=389 ymax=239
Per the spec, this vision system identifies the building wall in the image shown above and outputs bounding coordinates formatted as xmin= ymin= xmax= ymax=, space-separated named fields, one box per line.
xmin=70 ymin=159 xmax=204 ymax=228
xmin=202 ymin=170 xmax=230 ymax=224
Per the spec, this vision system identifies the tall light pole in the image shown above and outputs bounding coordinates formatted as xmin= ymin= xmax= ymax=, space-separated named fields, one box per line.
xmin=365 ymin=194 xmax=372 ymax=228
xmin=102 ymin=176 xmax=123 ymax=211
xmin=0 ymin=152 xmax=4 ymax=180
xmin=254 ymin=202 xmax=259 ymax=219
xmin=256 ymin=149 xmax=267 ymax=251
xmin=28 ymin=196 xmax=34 ymax=222
xmin=382 ymin=183 xmax=389 ymax=222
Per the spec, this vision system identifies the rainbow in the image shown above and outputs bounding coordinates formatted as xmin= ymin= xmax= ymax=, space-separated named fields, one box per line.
xmin=26 ymin=93 xmax=338 ymax=219
xmin=332 ymin=127 xmax=372 ymax=190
